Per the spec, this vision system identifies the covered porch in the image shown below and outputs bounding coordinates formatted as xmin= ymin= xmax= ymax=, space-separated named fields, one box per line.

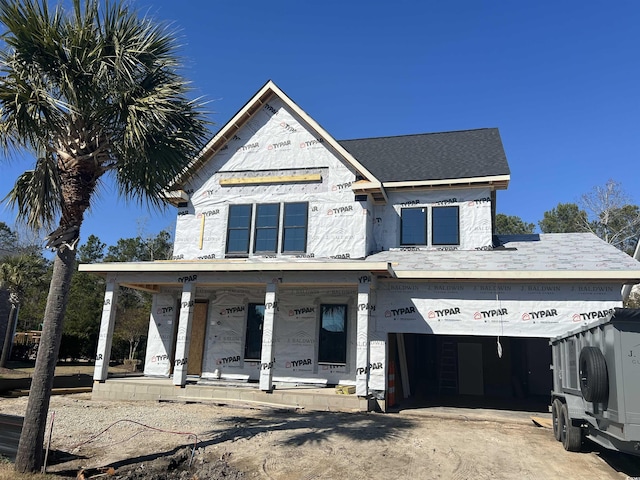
xmin=79 ymin=259 xmax=394 ymax=411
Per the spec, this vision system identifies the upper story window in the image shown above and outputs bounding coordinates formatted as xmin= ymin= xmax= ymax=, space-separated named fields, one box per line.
xmin=400 ymin=205 xmax=460 ymax=247
xmin=226 ymin=205 xmax=252 ymax=254
xmin=226 ymin=202 xmax=308 ymax=256
xmin=283 ymin=202 xmax=308 ymax=253
xmin=400 ymin=207 xmax=427 ymax=245
xmin=254 ymin=204 xmax=280 ymax=253
xmin=432 ymin=206 xmax=459 ymax=245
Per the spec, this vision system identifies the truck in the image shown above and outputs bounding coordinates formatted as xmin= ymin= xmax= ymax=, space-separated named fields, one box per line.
xmin=550 ymin=308 xmax=640 ymax=456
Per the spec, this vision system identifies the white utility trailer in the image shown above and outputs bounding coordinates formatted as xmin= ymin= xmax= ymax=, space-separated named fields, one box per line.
xmin=550 ymin=308 xmax=640 ymax=456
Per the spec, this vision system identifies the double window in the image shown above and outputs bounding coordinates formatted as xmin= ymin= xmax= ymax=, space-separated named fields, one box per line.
xmin=400 ymin=205 xmax=459 ymax=246
xmin=243 ymin=302 xmax=348 ymax=365
xmin=226 ymin=202 xmax=308 ymax=256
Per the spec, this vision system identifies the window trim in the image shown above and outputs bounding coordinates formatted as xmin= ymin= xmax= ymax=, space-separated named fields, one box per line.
xmin=431 ymin=205 xmax=460 ymax=246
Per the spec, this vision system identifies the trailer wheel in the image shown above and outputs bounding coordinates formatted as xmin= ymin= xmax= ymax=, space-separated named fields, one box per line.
xmin=579 ymin=346 xmax=608 ymax=403
xmin=551 ymin=399 xmax=563 ymax=441
xmin=560 ymin=403 xmax=582 ymax=452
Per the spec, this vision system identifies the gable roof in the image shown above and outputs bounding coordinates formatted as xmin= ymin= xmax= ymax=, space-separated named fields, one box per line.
xmin=339 ymin=128 xmax=510 ymax=184
xmin=163 ymin=81 xmax=510 ymax=205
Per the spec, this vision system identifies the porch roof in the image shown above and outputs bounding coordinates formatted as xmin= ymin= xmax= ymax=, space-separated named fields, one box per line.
xmin=366 ymin=233 xmax=640 ymax=283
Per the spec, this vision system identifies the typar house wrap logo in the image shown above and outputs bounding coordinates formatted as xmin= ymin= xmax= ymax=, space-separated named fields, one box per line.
xmin=473 ymin=308 xmax=508 ymax=320
xmin=572 ymin=309 xmax=614 ymax=322
xmin=427 ymin=307 xmax=461 ymax=319
xmin=521 ymin=309 xmax=559 ymax=321
xmin=385 ymin=306 xmax=417 ymax=319
xmin=219 ymin=306 xmax=245 ymax=316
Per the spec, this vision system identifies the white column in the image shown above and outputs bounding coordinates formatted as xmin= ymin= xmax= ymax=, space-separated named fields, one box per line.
xmin=259 ymin=282 xmax=278 ymax=391
xmin=355 ymin=278 xmax=372 ymax=396
xmin=93 ymin=276 xmax=118 ymax=382
xmin=173 ymin=281 xmax=196 ymax=387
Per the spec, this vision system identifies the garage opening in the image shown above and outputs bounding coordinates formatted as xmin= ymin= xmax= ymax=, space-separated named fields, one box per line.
xmin=389 ymin=333 xmax=551 ymax=412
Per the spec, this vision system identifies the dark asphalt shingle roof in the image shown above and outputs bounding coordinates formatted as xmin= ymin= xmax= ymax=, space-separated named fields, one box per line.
xmin=338 ymin=128 xmax=510 ymax=183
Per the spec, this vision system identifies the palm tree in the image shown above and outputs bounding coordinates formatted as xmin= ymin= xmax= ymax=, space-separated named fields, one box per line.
xmin=0 ymin=253 xmax=47 ymax=367
xmin=0 ymin=0 xmax=209 ymax=472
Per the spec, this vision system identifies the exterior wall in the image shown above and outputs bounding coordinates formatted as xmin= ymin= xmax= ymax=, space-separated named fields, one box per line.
xmin=373 ymin=281 xmax=622 ymax=338
xmin=142 ymin=279 xmax=623 ymax=387
xmin=172 ymin=95 xmax=368 ymax=261
xmin=144 ymin=286 xmax=361 ymax=386
xmin=372 ymin=188 xmax=493 ymax=252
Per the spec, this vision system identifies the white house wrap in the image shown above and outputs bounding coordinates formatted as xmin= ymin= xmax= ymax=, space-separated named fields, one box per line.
xmin=81 ymin=81 xmax=640 ymax=411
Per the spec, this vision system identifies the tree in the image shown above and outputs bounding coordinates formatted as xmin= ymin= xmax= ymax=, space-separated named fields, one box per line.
xmin=0 ymin=1 xmax=209 ymax=472
xmin=580 ymin=180 xmax=640 ymax=255
xmin=0 ymin=253 xmax=47 ymax=367
xmin=538 ymin=203 xmax=589 ymax=233
xmin=495 ymin=214 xmax=535 ymax=235
xmin=105 ymin=230 xmax=173 ymax=363
xmin=0 ymin=221 xmax=17 ymax=257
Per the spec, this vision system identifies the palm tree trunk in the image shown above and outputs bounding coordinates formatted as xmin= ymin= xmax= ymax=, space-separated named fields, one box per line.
xmin=0 ymin=304 xmax=17 ymax=367
xmin=14 ymin=247 xmax=76 ymax=473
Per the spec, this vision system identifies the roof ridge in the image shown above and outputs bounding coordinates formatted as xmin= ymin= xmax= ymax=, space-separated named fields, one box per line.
xmin=338 ymin=127 xmax=498 ymax=143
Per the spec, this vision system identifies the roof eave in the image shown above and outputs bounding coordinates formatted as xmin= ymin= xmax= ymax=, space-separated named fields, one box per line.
xmin=382 ymin=174 xmax=510 ymax=190
xmin=393 ymin=269 xmax=640 ymax=282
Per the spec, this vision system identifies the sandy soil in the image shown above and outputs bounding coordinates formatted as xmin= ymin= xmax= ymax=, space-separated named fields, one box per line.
xmin=1 ymin=393 xmax=639 ymax=479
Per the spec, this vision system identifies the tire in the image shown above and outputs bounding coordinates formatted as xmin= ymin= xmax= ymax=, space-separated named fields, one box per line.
xmin=551 ymin=399 xmax=563 ymax=441
xmin=560 ymin=403 xmax=582 ymax=452
xmin=579 ymin=346 xmax=609 ymax=403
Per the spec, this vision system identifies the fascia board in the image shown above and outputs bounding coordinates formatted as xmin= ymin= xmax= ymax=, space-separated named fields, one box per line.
xmin=79 ymin=260 xmax=393 ymax=275
xmin=164 ymin=80 xmax=384 ymax=192
xmin=383 ymin=174 xmax=511 ymax=189
xmin=267 ymin=82 xmax=382 ymax=185
xmin=393 ymin=270 xmax=640 ymax=282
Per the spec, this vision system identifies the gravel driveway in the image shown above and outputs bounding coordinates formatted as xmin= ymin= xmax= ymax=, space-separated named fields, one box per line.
xmin=1 ymin=393 xmax=638 ymax=479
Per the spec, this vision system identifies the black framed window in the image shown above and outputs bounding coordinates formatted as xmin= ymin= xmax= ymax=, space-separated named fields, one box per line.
xmin=282 ymin=202 xmax=308 ymax=252
xmin=254 ymin=204 xmax=280 ymax=253
xmin=432 ymin=206 xmax=460 ymax=245
xmin=318 ymin=304 xmax=347 ymax=364
xmin=244 ymin=304 xmax=265 ymax=361
xmin=226 ymin=205 xmax=252 ymax=254
xmin=400 ymin=207 xmax=427 ymax=245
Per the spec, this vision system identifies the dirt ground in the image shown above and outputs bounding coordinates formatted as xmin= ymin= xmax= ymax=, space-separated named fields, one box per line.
xmin=2 ymin=393 xmax=640 ymax=480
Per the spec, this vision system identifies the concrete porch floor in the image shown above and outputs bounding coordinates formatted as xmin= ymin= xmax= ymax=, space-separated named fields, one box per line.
xmin=92 ymin=376 xmax=377 ymax=412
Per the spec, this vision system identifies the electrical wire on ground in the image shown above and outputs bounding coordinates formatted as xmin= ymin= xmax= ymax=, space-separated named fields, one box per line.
xmin=71 ymin=419 xmax=199 ymax=468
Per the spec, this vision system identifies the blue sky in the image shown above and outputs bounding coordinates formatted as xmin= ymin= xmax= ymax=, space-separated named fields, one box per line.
xmin=0 ymin=0 xmax=638 ymax=248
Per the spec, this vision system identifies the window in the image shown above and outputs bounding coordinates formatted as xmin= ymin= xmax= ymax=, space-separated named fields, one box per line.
xmin=283 ymin=202 xmax=308 ymax=252
xmin=254 ymin=204 xmax=280 ymax=252
xmin=226 ymin=205 xmax=252 ymax=254
xmin=432 ymin=206 xmax=459 ymax=245
xmin=244 ymin=304 xmax=265 ymax=361
xmin=225 ymin=202 xmax=308 ymax=256
xmin=318 ymin=304 xmax=347 ymax=364
xmin=401 ymin=208 xmax=427 ymax=245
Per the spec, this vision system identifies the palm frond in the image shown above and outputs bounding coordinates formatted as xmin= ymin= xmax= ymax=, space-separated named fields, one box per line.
xmin=4 ymin=153 xmax=63 ymax=230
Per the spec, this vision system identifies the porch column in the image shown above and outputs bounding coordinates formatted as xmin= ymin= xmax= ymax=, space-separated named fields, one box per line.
xmin=356 ymin=278 xmax=372 ymax=396
xmin=94 ymin=275 xmax=119 ymax=382
xmin=173 ymin=281 xmax=196 ymax=387
xmin=259 ymin=282 xmax=278 ymax=391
